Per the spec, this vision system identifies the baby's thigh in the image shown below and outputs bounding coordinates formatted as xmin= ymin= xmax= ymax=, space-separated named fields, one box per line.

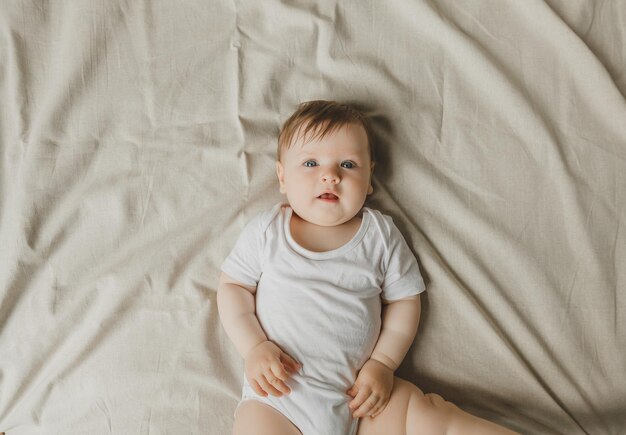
xmin=357 ymin=376 xmax=415 ymax=435
xmin=233 ymin=400 xmax=302 ymax=435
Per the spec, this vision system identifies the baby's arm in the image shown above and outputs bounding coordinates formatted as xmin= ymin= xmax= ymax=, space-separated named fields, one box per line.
xmin=217 ymin=272 xmax=301 ymax=397
xmin=348 ymin=295 xmax=421 ymax=418
xmin=370 ymin=295 xmax=421 ymax=371
xmin=216 ymin=272 xmax=267 ymax=358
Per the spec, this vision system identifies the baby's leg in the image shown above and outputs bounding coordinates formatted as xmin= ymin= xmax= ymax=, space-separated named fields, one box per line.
xmin=233 ymin=400 xmax=302 ymax=435
xmin=358 ymin=377 xmax=519 ymax=435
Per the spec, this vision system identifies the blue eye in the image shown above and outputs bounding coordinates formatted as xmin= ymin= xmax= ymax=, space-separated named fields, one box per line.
xmin=302 ymin=160 xmax=356 ymax=168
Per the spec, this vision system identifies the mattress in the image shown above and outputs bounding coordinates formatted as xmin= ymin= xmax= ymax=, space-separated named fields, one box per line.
xmin=1 ymin=1 xmax=624 ymax=434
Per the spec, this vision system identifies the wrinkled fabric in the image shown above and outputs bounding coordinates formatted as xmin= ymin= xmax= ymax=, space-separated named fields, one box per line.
xmin=0 ymin=1 xmax=624 ymax=434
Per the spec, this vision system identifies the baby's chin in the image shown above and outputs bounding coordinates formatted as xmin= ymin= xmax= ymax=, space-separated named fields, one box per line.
xmin=291 ymin=202 xmax=363 ymax=227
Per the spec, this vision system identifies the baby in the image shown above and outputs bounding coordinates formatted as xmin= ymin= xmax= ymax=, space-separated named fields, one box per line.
xmin=217 ymin=101 xmax=518 ymax=435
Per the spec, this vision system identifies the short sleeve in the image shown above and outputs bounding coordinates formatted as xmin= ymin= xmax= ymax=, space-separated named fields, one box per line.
xmin=220 ymin=212 xmax=267 ymax=287
xmin=381 ymin=218 xmax=426 ymax=301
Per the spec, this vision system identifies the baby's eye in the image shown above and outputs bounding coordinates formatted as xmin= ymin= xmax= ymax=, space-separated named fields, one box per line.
xmin=341 ymin=161 xmax=356 ymax=169
xmin=303 ymin=160 xmax=318 ymax=167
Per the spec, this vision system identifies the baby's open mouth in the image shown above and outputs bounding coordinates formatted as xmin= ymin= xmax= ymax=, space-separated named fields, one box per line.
xmin=318 ymin=193 xmax=339 ymax=200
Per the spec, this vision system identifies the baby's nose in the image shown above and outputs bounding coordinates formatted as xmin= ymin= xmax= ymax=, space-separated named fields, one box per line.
xmin=321 ymin=173 xmax=339 ymax=183
xmin=322 ymin=167 xmax=339 ymax=184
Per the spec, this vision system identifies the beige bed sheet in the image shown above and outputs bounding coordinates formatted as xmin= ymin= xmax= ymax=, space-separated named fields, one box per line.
xmin=1 ymin=1 xmax=624 ymax=434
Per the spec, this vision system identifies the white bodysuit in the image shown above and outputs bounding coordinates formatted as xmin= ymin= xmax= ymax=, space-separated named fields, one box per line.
xmin=221 ymin=202 xmax=426 ymax=435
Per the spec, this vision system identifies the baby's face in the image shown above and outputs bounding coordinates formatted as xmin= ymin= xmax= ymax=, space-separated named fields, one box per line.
xmin=275 ymin=122 xmax=374 ymax=227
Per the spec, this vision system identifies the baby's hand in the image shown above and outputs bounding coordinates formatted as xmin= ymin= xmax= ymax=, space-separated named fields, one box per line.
xmin=244 ymin=340 xmax=302 ymax=397
xmin=347 ymin=358 xmax=394 ymax=419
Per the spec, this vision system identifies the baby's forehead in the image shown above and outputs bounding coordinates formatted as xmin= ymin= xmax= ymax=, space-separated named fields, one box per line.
xmin=295 ymin=123 xmax=367 ymax=148
xmin=290 ymin=140 xmax=368 ymax=162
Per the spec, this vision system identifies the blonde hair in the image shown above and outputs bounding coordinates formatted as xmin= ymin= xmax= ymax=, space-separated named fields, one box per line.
xmin=277 ymin=100 xmax=375 ymax=163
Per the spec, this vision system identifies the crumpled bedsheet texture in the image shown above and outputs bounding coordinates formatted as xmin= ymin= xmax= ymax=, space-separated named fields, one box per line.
xmin=0 ymin=1 xmax=624 ymax=434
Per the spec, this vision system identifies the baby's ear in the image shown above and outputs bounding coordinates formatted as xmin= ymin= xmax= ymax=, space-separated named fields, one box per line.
xmin=367 ymin=162 xmax=375 ymax=195
xmin=275 ymin=160 xmax=286 ymax=194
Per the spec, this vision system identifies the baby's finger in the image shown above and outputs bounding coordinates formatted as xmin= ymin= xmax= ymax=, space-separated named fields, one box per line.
xmin=348 ymin=387 xmax=370 ymax=414
xmin=269 ymin=364 xmax=292 ymax=394
xmin=353 ymin=394 xmax=378 ymax=418
xmin=250 ymin=379 xmax=267 ymax=397
xmin=283 ymin=359 xmax=301 ymax=373
xmin=280 ymin=353 xmax=302 ymax=372
xmin=266 ymin=374 xmax=291 ymax=394
xmin=259 ymin=374 xmax=286 ymax=397
xmin=286 ymin=363 xmax=300 ymax=374
xmin=369 ymin=400 xmax=387 ymax=418
xmin=270 ymin=361 xmax=290 ymax=382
